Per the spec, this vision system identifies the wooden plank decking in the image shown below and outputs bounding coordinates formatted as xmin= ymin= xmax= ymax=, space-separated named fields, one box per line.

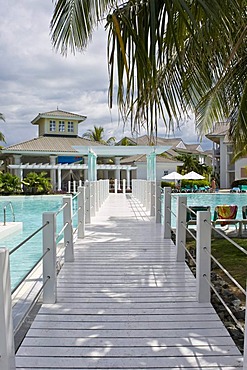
xmin=15 ymin=193 xmax=243 ymax=369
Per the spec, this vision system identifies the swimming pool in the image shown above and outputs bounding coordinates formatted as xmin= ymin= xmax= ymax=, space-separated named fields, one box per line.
xmin=167 ymin=192 xmax=247 ymax=227
xmin=0 ymin=196 xmax=65 ymax=290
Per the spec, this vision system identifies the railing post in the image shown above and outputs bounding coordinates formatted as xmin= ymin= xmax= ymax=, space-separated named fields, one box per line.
xmin=123 ymin=179 xmax=126 ymax=194
xmin=244 ymin=283 xmax=247 ymax=369
xmin=43 ymin=212 xmax=57 ymax=304
xmin=156 ymin=182 xmax=162 ymax=223
xmin=196 ymin=211 xmax=211 ymax=303
xmin=176 ymin=196 xmax=187 ymax=262
xmin=63 ymin=195 xmax=74 ymax=262
xmin=0 ymin=249 xmax=16 ymax=370
xmin=85 ymin=181 xmax=91 ymax=224
xmin=96 ymin=181 xmax=99 ymax=211
xmin=163 ymin=187 xmax=171 ymax=239
xmin=77 ymin=186 xmax=85 ymax=238
xmin=114 ymin=179 xmax=118 ymax=194
xmin=73 ymin=180 xmax=76 ymax=194
xmin=150 ymin=181 xmax=156 ymax=216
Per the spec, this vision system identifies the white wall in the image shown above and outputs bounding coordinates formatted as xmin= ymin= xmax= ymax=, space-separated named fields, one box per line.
xmin=235 ymin=158 xmax=247 ymax=180
xmin=220 ymin=137 xmax=228 ymax=188
xmin=135 ymin=162 xmax=181 ymax=180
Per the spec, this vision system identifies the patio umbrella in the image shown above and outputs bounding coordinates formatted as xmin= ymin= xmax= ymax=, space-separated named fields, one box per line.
xmin=183 ymin=171 xmax=205 ymax=180
xmin=161 ymin=171 xmax=184 ymax=180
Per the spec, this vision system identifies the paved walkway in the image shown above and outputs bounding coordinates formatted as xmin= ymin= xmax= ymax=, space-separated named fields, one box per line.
xmin=15 ymin=193 xmax=243 ymax=369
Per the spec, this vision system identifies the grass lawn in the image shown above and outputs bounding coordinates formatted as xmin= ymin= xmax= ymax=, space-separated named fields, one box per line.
xmin=186 ymin=237 xmax=247 ymax=301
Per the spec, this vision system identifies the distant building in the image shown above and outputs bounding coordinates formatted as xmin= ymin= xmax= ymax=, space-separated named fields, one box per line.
xmin=206 ymin=123 xmax=247 ymax=188
xmin=1 ymin=109 xmax=212 ymax=191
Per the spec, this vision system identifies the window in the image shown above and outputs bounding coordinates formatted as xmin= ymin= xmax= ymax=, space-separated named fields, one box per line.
xmin=59 ymin=121 xmax=65 ymax=132
xmin=50 ymin=120 xmax=56 ymax=132
xmin=68 ymin=121 xmax=74 ymax=132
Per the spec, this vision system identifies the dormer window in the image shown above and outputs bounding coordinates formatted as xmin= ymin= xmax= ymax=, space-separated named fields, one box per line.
xmin=68 ymin=121 xmax=74 ymax=132
xmin=50 ymin=120 xmax=56 ymax=132
xmin=59 ymin=121 xmax=65 ymax=132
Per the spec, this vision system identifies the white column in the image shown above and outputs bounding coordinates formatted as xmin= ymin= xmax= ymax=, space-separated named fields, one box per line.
xmin=49 ymin=155 xmax=57 ymax=191
xmin=57 ymin=168 xmax=62 ymax=191
xmin=83 ymin=156 xmax=88 ymax=181
xmin=126 ymin=168 xmax=131 ymax=190
xmin=115 ymin=157 xmax=121 ymax=190
xmin=13 ymin=154 xmax=22 ymax=179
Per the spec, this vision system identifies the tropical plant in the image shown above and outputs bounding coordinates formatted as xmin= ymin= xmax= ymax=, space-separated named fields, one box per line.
xmin=176 ymin=154 xmax=201 ymax=174
xmin=0 ymin=172 xmax=21 ymax=195
xmin=82 ymin=126 xmax=116 ymax=145
xmin=117 ymin=137 xmax=135 ymax=146
xmin=22 ymin=172 xmax=52 ymax=194
xmin=51 ymin=1 xmax=246 ymax=152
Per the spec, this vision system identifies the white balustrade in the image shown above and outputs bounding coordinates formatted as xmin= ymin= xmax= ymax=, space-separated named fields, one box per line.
xmin=176 ymin=196 xmax=187 ymax=262
xmin=42 ymin=212 xmax=57 ymax=304
xmin=196 ymin=211 xmax=211 ymax=303
xmin=0 ymin=249 xmax=15 ymax=370
xmin=77 ymin=186 xmax=85 ymax=238
xmin=63 ymin=195 xmax=74 ymax=262
xmin=163 ymin=187 xmax=172 ymax=239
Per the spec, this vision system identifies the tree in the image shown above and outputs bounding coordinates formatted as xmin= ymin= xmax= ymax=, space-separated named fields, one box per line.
xmin=82 ymin=126 xmax=116 ymax=145
xmin=51 ymin=1 xmax=246 ymax=153
xmin=22 ymin=172 xmax=52 ymax=194
xmin=176 ymin=154 xmax=200 ymax=174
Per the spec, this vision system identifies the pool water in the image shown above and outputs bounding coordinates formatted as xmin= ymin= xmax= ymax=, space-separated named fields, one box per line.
xmin=0 ymin=196 xmax=65 ymax=290
xmin=166 ymin=192 xmax=247 ymax=227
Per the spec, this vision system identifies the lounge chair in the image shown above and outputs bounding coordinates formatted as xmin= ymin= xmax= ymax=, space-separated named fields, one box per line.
xmin=213 ymin=204 xmax=238 ymax=231
xmin=230 ymin=187 xmax=240 ymax=193
xmin=181 ymin=185 xmax=191 ymax=193
xmin=242 ymin=206 xmax=247 ymax=230
xmin=187 ymin=206 xmax=211 ymax=226
xmin=240 ymin=185 xmax=247 ymax=192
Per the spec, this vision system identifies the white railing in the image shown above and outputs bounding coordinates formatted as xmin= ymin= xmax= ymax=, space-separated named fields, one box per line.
xmin=162 ymin=187 xmax=246 ymax=366
xmin=132 ymin=180 xmax=157 ymax=218
xmin=69 ymin=178 xmax=129 ymax=195
xmin=0 ymin=180 xmax=109 ymax=370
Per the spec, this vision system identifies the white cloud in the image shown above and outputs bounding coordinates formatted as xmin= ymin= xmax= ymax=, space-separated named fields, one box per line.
xmin=0 ymin=2 xmax=212 ymax=150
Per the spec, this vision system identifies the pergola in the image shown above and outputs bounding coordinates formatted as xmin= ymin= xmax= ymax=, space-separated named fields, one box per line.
xmin=8 ymin=145 xmax=170 ymax=191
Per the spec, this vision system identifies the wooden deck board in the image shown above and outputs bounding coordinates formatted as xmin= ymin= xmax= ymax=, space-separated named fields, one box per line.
xmin=15 ymin=193 xmax=243 ymax=369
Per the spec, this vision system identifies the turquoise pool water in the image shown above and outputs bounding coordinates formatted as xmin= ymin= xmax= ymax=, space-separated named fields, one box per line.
xmin=0 ymin=196 xmax=65 ymax=290
xmin=169 ymin=192 xmax=247 ymax=227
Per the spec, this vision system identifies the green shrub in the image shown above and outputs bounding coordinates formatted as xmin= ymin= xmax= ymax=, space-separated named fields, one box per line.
xmin=0 ymin=172 xmax=22 ymax=195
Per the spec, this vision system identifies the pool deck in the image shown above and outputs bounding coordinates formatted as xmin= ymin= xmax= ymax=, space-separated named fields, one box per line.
xmin=15 ymin=193 xmax=243 ymax=369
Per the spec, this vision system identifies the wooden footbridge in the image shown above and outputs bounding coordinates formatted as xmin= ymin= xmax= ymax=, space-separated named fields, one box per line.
xmin=13 ymin=192 xmax=244 ymax=369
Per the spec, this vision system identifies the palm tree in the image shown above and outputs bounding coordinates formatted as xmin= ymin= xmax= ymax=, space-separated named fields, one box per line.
xmin=0 ymin=113 xmax=6 ymax=143
xmin=51 ymin=1 xmax=246 ymax=152
xmin=22 ymin=172 xmax=52 ymax=194
xmin=82 ymin=126 xmax=116 ymax=145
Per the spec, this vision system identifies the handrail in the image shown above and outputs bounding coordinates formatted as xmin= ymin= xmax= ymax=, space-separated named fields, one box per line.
xmin=3 ymin=201 xmax=15 ymax=225
xmin=0 ymin=180 xmax=110 ymax=369
xmin=9 ymin=222 xmax=49 ymax=256
xmin=163 ymin=189 xmax=247 ymax=359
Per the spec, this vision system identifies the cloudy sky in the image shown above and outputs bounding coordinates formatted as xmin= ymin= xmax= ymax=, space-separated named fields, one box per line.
xmin=0 ymin=1 xmax=212 ymax=149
